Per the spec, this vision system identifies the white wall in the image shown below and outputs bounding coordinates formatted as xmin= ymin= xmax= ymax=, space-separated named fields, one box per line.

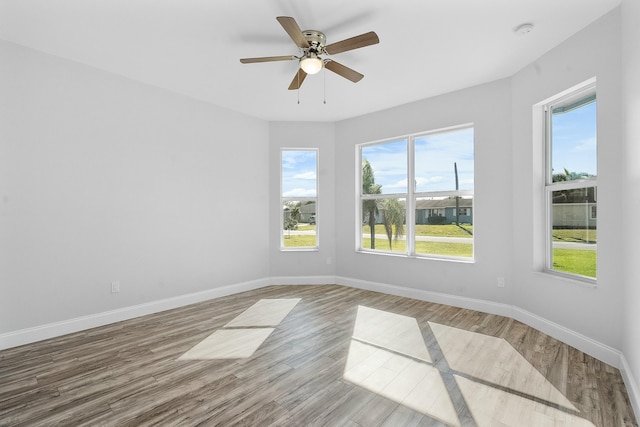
xmin=510 ymin=9 xmax=623 ymax=349
xmin=334 ymin=79 xmax=514 ymax=305
xmin=621 ymin=0 xmax=640 ymax=413
xmin=269 ymin=122 xmax=336 ymax=281
xmin=0 ymin=41 xmax=270 ymax=334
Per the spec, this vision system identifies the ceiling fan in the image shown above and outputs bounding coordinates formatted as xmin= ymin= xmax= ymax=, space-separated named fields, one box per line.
xmin=240 ymin=16 xmax=379 ymax=90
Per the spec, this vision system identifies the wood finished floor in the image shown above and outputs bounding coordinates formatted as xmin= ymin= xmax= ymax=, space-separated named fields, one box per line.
xmin=0 ymin=284 xmax=637 ymax=426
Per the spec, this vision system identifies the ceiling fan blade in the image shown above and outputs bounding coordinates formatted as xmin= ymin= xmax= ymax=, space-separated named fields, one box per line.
xmin=240 ymin=55 xmax=296 ymax=64
xmin=277 ymin=16 xmax=310 ymax=49
xmin=288 ymin=68 xmax=308 ymax=90
xmin=324 ymin=60 xmax=364 ymax=83
xmin=324 ymin=31 xmax=379 ymax=55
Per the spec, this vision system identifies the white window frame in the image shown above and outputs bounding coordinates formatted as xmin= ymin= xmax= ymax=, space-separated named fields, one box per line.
xmin=280 ymin=148 xmax=319 ymax=251
xmin=356 ymin=124 xmax=474 ymax=261
xmin=543 ymin=81 xmax=597 ymax=283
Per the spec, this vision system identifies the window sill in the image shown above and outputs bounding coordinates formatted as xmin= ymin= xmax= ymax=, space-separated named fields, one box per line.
xmin=280 ymin=247 xmax=319 ymax=252
xmin=356 ymin=249 xmax=475 ymax=264
xmin=538 ymin=269 xmax=597 ymax=288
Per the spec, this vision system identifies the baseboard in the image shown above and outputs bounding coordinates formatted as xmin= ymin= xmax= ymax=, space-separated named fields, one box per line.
xmin=511 ymin=306 xmax=622 ymax=367
xmin=621 ymin=354 xmax=640 ymax=421
xmin=335 ymin=275 xmax=623 ymax=369
xmin=0 ymin=278 xmax=269 ymax=351
xmin=269 ymin=275 xmax=337 ymax=286
xmin=335 ymin=276 xmax=514 ymax=318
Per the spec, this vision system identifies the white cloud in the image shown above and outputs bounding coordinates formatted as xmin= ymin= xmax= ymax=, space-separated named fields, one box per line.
xmin=384 ymin=179 xmax=408 ymax=189
xmin=293 ymin=171 xmax=317 ymax=180
xmin=283 ymin=188 xmax=317 ymax=197
xmin=416 ymin=176 xmax=444 ymax=185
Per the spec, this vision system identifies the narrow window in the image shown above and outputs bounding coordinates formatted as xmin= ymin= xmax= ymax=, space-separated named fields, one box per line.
xmin=358 ymin=125 xmax=474 ymax=260
xmin=281 ymin=149 xmax=318 ymax=250
xmin=414 ymin=127 xmax=474 ymax=258
xmin=360 ymin=139 xmax=408 ymax=254
xmin=545 ymin=84 xmax=597 ymax=281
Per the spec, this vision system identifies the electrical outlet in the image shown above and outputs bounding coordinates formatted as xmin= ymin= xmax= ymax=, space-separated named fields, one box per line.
xmin=326 ymin=257 xmax=332 ymax=265
xmin=111 ymin=281 xmax=120 ymax=293
xmin=497 ymin=277 xmax=505 ymax=288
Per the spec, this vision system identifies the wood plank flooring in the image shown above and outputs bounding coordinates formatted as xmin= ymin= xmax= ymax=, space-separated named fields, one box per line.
xmin=0 ymin=284 xmax=637 ymax=426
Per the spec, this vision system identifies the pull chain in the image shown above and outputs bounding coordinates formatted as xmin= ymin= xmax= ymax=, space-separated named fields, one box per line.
xmin=323 ymin=67 xmax=326 ymax=104
xmin=297 ymin=71 xmax=300 ymax=104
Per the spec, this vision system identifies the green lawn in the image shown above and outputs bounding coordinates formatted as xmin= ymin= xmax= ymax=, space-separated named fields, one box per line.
xmin=362 ymin=238 xmax=472 ymax=258
xmin=297 ymin=224 xmax=316 ymax=231
xmin=552 ymin=228 xmax=596 ymax=243
xmin=553 ymin=249 xmax=596 ymax=278
xmin=361 ymin=224 xmax=473 ymax=257
xmin=283 ymin=235 xmax=316 ymax=247
xmin=362 ymin=224 xmax=473 ymax=237
xmin=288 ymin=224 xmax=595 ymax=277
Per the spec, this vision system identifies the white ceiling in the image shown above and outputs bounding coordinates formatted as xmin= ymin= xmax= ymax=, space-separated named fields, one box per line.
xmin=0 ymin=0 xmax=621 ymax=122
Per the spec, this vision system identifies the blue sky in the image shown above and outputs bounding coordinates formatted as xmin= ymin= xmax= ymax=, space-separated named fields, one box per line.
xmin=281 ymin=150 xmax=317 ymax=197
xmin=281 ymin=104 xmax=595 ymax=200
xmin=361 ymin=127 xmax=475 ymax=194
xmin=551 ymin=101 xmax=597 ymax=177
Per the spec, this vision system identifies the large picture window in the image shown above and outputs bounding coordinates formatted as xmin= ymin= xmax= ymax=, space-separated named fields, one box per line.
xmin=281 ymin=149 xmax=318 ymax=250
xmin=358 ymin=126 xmax=474 ymax=260
xmin=544 ymin=82 xmax=597 ymax=281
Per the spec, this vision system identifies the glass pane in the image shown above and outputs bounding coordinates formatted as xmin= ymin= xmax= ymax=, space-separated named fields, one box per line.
xmin=415 ymin=128 xmax=474 ymax=193
xmin=282 ymin=150 xmax=317 ymax=197
xmin=361 ymin=140 xmax=408 ymax=195
xmin=551 ymin=187 xmax=596 ymax=278
xmin=361 ymin=198 xmax=406 ymax=253
xmin=414 ymin=196 xmax=473 ymax=258
xmin=551 ymin=98 xmax=597 ymax=181
xmin=283 ymin=201 xmax=316 ymax=248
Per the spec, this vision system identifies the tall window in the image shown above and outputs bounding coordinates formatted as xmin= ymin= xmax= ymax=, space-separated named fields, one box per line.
xmin=544 ymin=83 xmax=597 ymax=281
xmin=281 ymin=149 xmax=318 ymax=249
xmin=358 ymin=125 xmax=474 ymax=260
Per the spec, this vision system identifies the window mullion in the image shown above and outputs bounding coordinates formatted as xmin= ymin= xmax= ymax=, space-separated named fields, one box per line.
xmin=407 ymin=137 xmax=415 ymax=255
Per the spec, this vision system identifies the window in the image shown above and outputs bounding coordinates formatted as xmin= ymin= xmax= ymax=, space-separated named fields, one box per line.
xmin=281 ymin=149 xmax=318 ymax=249
xmin=358 ymin=125 xmax=474 ymax=260
xmin=544 ymin=83 xmax=597 ymax=281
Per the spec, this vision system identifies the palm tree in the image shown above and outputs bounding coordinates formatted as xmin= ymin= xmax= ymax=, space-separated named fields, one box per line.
xmin=552 ymin=167 xmax=593 ymax=182
xmin=290 ymin=204 xmax=301 ymax=222
xmin=382 ymin=199 xmax=405 ymax=249
xmin=362 ymin=159 xmax=381 ymax=249
xmin=552 ymin=168 xmax=597 ymax=203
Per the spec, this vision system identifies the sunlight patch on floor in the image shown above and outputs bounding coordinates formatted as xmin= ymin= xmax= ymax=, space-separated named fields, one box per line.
xmin=352 ymin=306 xmax=431 ymax=363
xmin=225 ymin=298 xmax=301 ymax=327
xmin=429 ymin=321 xmax=578 ymax=412
xmin=455 ymin=375 xmax=595 ymax=427
xmin=344 ymin=306 xmax=593 ymax=426
xmin=178 ymin=328 xmax=274 ymax=360
xmin=178 ymin=298 xmax=300 ymax=360
xmin=344 ymin=306 xmax=459 ymax=426
xmin=344 ymin=339 xmax=460 ymax=426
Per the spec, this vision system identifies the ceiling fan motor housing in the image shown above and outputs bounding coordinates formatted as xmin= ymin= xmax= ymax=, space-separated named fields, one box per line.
xmin=302 ymin=30 xmax=326 ymax=54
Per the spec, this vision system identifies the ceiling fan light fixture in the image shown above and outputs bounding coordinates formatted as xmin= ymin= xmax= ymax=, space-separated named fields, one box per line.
xmin=300 ymin=55 xmax=323 ymax=74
